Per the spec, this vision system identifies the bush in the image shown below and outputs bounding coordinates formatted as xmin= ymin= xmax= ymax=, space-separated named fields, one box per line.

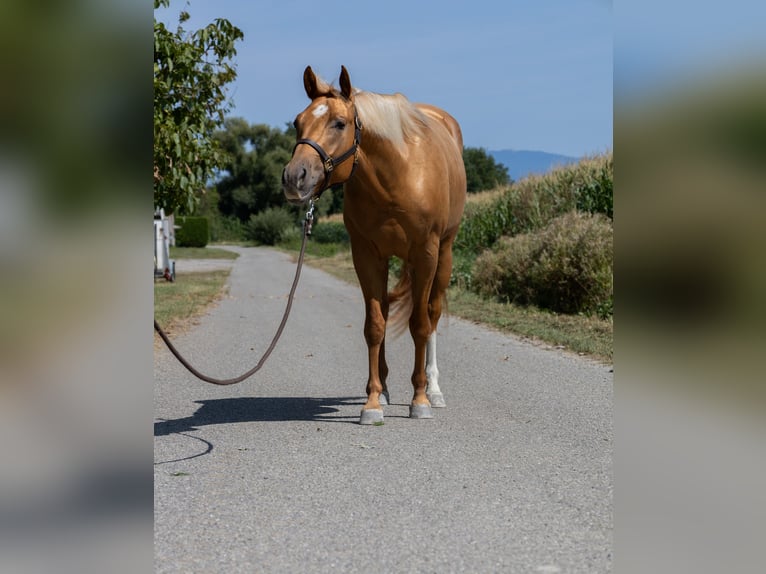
xmin=311 ymin=220 xmax=349 ymax=244
xmin=245 ymin=207 xmax=295 ymax=245
xmin=175 ymin=216 xmax=209 ymax=247
xmin=208 ymin=215 xmax=245 ymax=242
xmin=450 ymin=249 xmax=477 ymax=290
xmin=472 ymin=211 xmax=613 ymax=316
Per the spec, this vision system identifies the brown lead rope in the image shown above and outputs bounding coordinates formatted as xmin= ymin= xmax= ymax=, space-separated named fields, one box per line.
xmin=154 ymin=202 xmax=315 ymax=385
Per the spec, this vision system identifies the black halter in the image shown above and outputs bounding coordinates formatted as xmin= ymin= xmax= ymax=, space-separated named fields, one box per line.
xmin=292 ymin=109 xmax=362 ymax=197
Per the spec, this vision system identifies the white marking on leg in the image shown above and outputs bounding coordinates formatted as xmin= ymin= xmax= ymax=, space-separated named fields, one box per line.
xmin=312 ymin=104 xmax=328 ymax=118
xmin=425 ymin=331 xmax=440 ymax=395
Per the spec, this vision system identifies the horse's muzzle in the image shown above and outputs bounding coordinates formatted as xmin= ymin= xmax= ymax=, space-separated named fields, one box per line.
xmin=282 ymin=161 xmax=319 ymax=204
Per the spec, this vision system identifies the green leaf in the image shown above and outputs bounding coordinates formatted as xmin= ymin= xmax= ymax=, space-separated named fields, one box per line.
xmin=154 ymin=2 xmax=243 ymax=213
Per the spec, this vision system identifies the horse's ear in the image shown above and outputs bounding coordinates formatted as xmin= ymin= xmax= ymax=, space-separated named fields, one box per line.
xmin=304 ymin=66 xmax=333 ymax=99
xmin=339 ymin=66 xmax=353 ymax=100
xmin=304 ymin=66 xmax=319 ymax=99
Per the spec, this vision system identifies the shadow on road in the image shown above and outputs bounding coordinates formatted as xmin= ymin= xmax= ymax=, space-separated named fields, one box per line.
xmin=154 ymin=396 xmax=365 ymax=437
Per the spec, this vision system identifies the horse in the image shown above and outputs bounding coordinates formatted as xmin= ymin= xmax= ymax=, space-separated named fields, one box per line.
xmin=282 ymin=66 xmax=466 ymax=425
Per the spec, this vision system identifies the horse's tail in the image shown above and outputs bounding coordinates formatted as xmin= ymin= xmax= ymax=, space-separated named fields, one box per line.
xmin=386 ymin=263 xmax=412 ymax=339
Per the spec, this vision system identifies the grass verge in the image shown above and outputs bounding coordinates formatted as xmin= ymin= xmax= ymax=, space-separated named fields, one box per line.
xmin=169 ymin=246 xmax=240 ymax=259
xmin=447 ymin=288 xmax=612 ymax=362
xmin=277 ymin=234 xmax=349 ymax=258
xmin=301 ymin=246 xmax=612 ymax=363
xmin=154 ymin=270 xmax=230 ymax=336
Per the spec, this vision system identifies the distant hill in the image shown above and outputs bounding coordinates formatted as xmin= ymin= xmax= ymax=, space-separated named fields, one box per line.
xmin=489 ymin=149 xmax=580 ymax=182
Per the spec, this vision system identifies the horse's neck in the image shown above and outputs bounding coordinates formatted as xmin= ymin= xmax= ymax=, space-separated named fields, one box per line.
xmin=348 ymin=136 xmax=406 ymax=202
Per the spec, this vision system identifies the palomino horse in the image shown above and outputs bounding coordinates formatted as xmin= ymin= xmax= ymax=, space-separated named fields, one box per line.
xmin=282 ymin=66 xmax=466 ymax=424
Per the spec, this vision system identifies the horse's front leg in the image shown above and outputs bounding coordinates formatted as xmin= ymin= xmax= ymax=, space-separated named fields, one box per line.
xmin=424 ymin=234 xmax=456 ymax=408
xmin=360 ymin=299 xmax=386 ymax=424
xmin=350 ymin=241 xmax=389 ymax=425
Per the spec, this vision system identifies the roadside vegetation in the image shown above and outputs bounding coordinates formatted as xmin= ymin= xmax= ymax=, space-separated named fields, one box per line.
xmin=154 ymin=270 xmax=231 ymax=335
xmin=278 ymin=153 xmax=614 ymax=361
xmin=159 ymin=151 xmax=612 ymax=362
xmin=169 ymin=246 xmax=239 ymax=260
xmin=153 ymin=2 xmax=612 ymax=362
xmin=155 ymin=249 xmax=238 ymax=335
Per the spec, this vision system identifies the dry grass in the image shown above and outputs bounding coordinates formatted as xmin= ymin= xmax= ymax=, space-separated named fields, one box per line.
xmin=447 ymin=287 xmax=613 ymax=362
xmin=464 ymin=186 xmax=512 ymax=206
xmin=153 ymin=270 xmax=230 ymax=339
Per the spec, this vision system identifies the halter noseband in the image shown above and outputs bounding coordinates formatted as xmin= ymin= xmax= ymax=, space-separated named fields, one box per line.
xmin=292 ymin=108 xmax=362 ymax=197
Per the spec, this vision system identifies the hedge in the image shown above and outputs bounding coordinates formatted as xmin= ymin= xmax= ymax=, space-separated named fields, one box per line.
xmin=175 ymin=216 xmax=209 ymax=247
xmin=311 ymin=220 xmax=349 ymax=244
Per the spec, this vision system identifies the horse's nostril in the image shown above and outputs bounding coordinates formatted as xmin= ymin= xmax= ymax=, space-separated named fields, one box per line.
xmin=299 ymin=167 xmax=307 ymax=181
xmin=281 ymin=168 xmax=287 ymax=184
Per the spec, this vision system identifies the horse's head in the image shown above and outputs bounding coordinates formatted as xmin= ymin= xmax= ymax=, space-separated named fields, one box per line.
xmin=282 ymin=66 xmax=361 ymax=205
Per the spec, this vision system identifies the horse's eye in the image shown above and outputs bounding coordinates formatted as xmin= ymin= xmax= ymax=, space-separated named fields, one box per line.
xmin=334 ymin=120 xmax=346 ymax=130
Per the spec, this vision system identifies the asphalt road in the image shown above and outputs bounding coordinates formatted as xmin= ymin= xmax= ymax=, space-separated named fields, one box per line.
xmin=154 ymin=246 xmax=613 ymax=573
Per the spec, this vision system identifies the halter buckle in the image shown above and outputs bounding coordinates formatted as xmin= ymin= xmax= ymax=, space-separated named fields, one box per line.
xmin=304 ymin=199 xmax=315 ymax=236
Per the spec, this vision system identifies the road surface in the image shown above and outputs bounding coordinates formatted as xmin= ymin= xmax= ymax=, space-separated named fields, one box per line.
xmin=154 ymin=246 xmax=613 ymax=573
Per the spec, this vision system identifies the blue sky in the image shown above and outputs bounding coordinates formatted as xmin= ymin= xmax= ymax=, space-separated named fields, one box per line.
xmin=157 ymin=1 xmax=612 ymax=157
xmin=615 ymin=0 xmax=766 ymax=99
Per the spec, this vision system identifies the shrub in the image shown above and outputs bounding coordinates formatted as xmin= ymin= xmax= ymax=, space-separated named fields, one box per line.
xmin=208 ymin=215 xmax=245 ymax=242
xmin=450 ymin=249 xmax=476 ymax=290
xmin=311 ymin=220 xmax=349 ymax=244
xmin=245 ymin=207 xmax=295 ymax=245
xmin=175 ymin=216 xmax=209 ymax=247
xmin=472 ymin=211 xmax=613 ymax=316
xmin=472 ymin=232 xmax=538 ymax=302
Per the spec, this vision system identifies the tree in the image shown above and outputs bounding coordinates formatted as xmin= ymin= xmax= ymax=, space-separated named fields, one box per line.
xmin=153 ymin=0 xmax=243 ymax=213
xmin=213 ymin=118 xmax=296 ymax=221
xmin=463 ymin=147 xmax=511 ymax=192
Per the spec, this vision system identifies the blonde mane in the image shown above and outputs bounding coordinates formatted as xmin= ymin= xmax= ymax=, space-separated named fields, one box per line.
xmin=353 ymin=90 xmax=427 ymax=149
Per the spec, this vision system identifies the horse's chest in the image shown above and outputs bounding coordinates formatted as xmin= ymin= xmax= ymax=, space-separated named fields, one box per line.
xmin=369 ymin=217 xmax=410 ymax=254
xmin=345 ymin=207 xmax=410 ymax=256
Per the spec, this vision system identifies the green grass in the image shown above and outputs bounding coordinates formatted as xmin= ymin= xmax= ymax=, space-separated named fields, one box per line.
xmin=169 ymin=246 xmax=239 ymax=259
xmin=447 ymin=288 xmax=612 ymax=362
xmin=154 ymin=270 xmax=230 ymax=334
xmin=277 ymin=235 xmax=350 ymax=258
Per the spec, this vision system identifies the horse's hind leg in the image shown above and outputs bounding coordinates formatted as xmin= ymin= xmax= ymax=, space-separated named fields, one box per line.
xmin=425 ymin=235 xmax=456 ymax=408
xmin=425 ymin=332 xmax=444 ymax=407
xmin=407 ymin=240 xmax=440 ymax=419
xmin=378 ymin=338 xmax=390 ymax=405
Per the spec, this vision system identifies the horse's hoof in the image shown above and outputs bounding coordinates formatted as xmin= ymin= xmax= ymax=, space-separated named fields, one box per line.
xmin=359 ymin=409 xmax=384 ymax=425
xmin=409 ymin=404 xmax=433 ymax=419
xmin=379 ymin=392 xmax=391 ymax=406
xmin=427 ymin=392 xmax=446 ymax=408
